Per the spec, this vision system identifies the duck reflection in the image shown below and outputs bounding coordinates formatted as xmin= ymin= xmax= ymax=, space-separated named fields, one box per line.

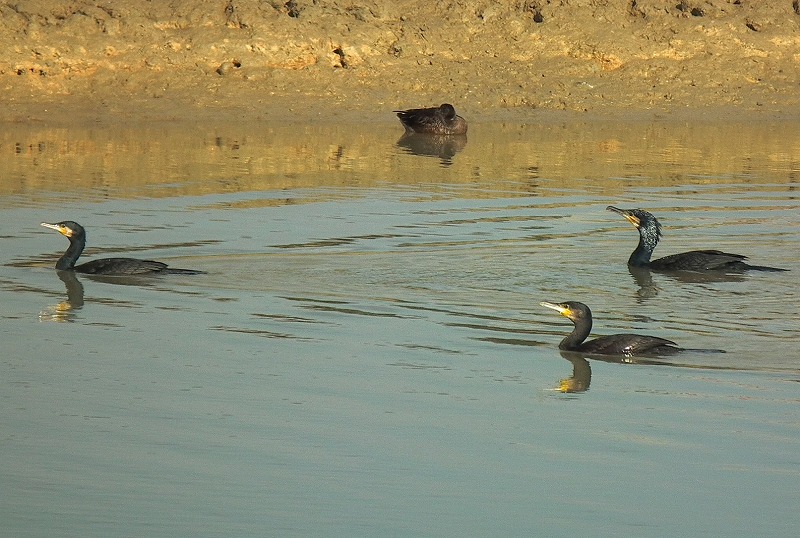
xmin=39 ymin=270 xmax=84 ymax=322
xmin=396 ymin=132 xmax=467 ymax=166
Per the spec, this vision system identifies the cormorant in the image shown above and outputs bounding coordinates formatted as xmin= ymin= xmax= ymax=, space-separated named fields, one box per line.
xmin=540 ymin=301 xmax=681 ymax=356
xmin=41 ymin=221 xmax=205 ymax=276
xmin=395 ymin=103 xmax=468 ymax=135
xmin=607 ymin=206 xmax=787 ymax=272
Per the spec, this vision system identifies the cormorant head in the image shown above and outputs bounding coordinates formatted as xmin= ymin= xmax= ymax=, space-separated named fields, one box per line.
xmin=540 ymin=301 xmax=591 ymax=323
xmin=606 ymin=206 xmax=662 ymax=239
xmin=41 ymin=221 xmax=86 ymax=240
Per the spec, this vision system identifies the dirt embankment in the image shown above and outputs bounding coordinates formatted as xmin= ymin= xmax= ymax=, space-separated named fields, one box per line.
xmin=2 ymin=1 xmax=799 ymax=123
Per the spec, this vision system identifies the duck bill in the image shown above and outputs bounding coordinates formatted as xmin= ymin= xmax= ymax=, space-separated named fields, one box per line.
xmin=540 ymin=301 xmax=570 ymax=317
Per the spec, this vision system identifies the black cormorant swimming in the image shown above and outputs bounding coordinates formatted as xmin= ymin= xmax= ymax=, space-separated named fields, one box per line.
xmin=41 ymin=221 xmax=205 ymax=276
xmin=540 ymin=300 xmax=681 ymax=356
xmin=607 ymin=206 xmax=787 ymax=272
xmin=395 ymin=103 xmax=468 ymax=135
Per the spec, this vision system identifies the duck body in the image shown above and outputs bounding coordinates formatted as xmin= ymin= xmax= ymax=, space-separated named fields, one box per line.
xmin=606 ymin=206 xmax=787 ymax=272
xmin=41 ymin=221 xmax=204 ymax=276
xmin=395 ymin=103 xmax=467 ymax=135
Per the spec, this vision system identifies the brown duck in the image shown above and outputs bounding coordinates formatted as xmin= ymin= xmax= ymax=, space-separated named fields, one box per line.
xmin=395 ymin=103 xmax=467 ymax=135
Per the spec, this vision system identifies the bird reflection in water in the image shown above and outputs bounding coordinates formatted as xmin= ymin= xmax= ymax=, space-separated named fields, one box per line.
xmin=552 ymin=350 xmax=692 ymax=395
xmin=38 ymin=269 xmax=171 ymax=322
xmin=39 ymin=270 xmax=84 ymax=322
xmin=552 ymin=349 xmax=681 ymax=395
xmin=551 ymin=341 xmax=731 ymax=394
xmin=627 ymin=265 xmax=747 ymax=302
xmin=552 ymin=348 xmax=695 ymax=395
xmin=396 ymin=132 xmax=467 ymax=166
xmin=556 ymin=352 xmax=592 ymax=393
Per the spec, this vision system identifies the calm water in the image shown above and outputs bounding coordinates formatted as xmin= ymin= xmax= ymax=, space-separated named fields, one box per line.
xmin=1 ymin=117 xmax=799 ymax=536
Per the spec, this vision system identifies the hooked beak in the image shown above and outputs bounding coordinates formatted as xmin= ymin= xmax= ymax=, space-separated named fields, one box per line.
xmin=540 ymin=301 xmax=571 ymax=318
xmin=41 ymin=222 xmax=73 ymax=238
xmin=606 ymin=206 xmax=640 ymax=227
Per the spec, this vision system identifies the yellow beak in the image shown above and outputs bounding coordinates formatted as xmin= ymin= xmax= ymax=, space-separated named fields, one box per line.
xmin=540 ymin=301 xmax=571 ymax=318
xmin=41 ymin=222 xmax=72 ymax=237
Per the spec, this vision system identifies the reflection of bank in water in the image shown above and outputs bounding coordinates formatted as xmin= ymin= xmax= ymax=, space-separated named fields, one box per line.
xmin=3 ymin=120 xmax=800 ymax=198
xmin=396 ymin=132 xmax=467 ymax=166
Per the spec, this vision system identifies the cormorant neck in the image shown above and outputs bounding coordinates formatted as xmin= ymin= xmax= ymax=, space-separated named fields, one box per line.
xmin=628 ymin=225 xmax=660 ymax=267
xmin=56 ymin=235 xmax=85 ymax=270
xmin=559 ymin=317 xmax=592 ymax=351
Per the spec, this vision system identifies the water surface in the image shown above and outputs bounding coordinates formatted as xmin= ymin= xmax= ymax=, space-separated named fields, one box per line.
xmin=1 ymin=117 xmax=799 ymax=536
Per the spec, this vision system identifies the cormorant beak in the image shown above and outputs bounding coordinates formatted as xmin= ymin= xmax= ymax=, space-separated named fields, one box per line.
xmin=41 ymin=222 xmax=73 ymax=238
xmin=540 ymin=301 xmax=572 ymax=318
xmin=606 ymin=206 xmax=640 ymax=228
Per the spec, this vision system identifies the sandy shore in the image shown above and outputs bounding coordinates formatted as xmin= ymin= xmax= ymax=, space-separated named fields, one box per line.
xmin=2 ymin=1 xmax=800 ymax=124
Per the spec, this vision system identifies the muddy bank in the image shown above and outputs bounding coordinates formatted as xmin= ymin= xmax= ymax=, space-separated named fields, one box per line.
xmin=2 ymin=1 xmax=799 ymax=124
